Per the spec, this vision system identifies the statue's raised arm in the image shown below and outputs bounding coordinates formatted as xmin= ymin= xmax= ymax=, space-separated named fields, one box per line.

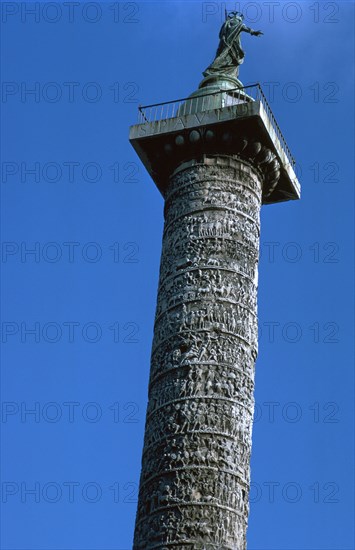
xmin=203 ymin=11 xmax=263 ymax=80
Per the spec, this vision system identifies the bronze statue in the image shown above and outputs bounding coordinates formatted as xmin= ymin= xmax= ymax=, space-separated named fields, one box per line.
xmin=204 ymin=11 xmax=263 ymax=80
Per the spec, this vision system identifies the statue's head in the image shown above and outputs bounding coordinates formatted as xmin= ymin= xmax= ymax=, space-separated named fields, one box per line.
xmin=228 ymin=10 xmax=244 ymax=20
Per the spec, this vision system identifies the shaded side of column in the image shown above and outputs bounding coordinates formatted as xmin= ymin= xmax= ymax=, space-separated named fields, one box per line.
xmin=133 ymin=155 xmax=262 ymax=550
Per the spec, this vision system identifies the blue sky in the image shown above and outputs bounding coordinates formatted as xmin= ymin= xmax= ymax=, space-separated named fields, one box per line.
xmin=1 ymin=1 xmax=354 ymax=549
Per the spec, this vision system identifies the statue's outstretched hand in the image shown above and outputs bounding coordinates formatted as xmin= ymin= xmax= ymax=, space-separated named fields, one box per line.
xmin=252 ymin=30 xmax=263 ymax=36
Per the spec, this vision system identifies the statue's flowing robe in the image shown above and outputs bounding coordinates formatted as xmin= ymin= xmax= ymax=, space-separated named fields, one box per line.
xmin=203 ymin=18 xmax=246 ymax=78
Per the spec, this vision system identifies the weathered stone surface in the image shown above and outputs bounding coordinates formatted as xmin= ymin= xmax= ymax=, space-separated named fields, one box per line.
xmin=133 ymin=155 xmax=262 ymax=550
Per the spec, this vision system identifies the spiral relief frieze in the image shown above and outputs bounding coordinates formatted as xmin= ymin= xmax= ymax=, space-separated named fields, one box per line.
xmin=133 ymin=155 xmax=262 ymax=550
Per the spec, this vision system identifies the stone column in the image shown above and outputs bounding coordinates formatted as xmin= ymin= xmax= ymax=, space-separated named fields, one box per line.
xmin=133 ymin=154 xmax=262 ymax=550
xmin=130 ymin=84 xmax=300 ymax=549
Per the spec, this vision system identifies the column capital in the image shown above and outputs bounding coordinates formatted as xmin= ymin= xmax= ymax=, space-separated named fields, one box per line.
xmin=130 ymin=90 xmax=300 ymax=205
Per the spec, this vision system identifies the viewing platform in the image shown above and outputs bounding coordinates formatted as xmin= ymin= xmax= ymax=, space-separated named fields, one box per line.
xmin=129 ymin=84 xmax=301 ymax=205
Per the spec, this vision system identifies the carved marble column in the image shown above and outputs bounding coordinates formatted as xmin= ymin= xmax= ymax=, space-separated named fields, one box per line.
xmin=133 ymin=154 xmax=262 ymax=549
xmin=130 ymin=80 xmax=300 ymax=547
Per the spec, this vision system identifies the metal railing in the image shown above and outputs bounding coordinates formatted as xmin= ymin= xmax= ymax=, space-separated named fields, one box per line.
xmin=137 ymin=83 xmax=295 ymax=168
xmin=255 ymin=84 xmax=296 ymax=168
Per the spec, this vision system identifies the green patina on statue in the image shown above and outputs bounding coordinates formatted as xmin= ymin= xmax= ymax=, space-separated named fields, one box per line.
xmin=204 ymin=11 xmax=263 ymax=81
xmin=181 ymin=11 xmax=264 ymax=113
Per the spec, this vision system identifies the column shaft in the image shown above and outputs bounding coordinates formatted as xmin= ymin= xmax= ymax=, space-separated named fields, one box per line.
xmin=134 ymin=155 xmax=262 ymax=550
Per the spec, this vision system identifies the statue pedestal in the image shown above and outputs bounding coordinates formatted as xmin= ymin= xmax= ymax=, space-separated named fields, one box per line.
xmin=177 ymin=76 xmax=253 ymax=117
xmin=198 ymin=74 xmax=244 ymax=92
